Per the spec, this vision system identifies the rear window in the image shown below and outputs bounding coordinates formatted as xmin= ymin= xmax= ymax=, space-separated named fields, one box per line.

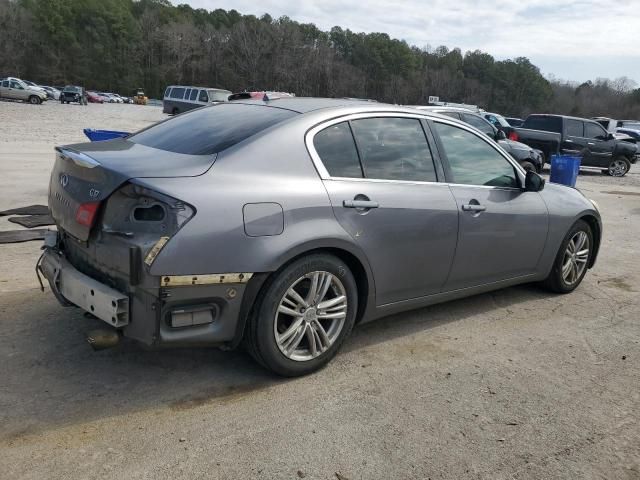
xmin=130 ymin=103 xmax=298 ymax=155
xmin=523 ymin=115 xmax=562 ymax=133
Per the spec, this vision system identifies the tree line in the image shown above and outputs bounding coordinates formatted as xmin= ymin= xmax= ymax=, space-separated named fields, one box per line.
xmin=1 ymin=0 xmax=639 ymax=119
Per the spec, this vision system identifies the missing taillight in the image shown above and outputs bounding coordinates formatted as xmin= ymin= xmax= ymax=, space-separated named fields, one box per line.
xmin=75 ymin=202 xmax=100 ymax=227
xmin=133 ymin=204 xmax=166 ymax=222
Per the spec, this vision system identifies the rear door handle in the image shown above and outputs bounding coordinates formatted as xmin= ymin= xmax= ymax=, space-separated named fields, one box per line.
xmin=343 ymin=200 xmax=379 ymax=209
xmin=462 ymin=204 xmax=486 ymax=212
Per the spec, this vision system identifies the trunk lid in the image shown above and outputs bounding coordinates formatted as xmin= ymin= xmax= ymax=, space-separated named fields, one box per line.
xmin=49 ymin=139 xmax=215 ymax=241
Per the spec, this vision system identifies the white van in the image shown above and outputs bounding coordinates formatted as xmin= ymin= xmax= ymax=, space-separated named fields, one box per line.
xmin=162 ymin=85 xmax=232 ymax=115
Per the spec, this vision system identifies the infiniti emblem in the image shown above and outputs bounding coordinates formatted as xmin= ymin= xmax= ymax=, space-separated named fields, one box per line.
xmin=60 ymin=173 xmax=69 ymax=188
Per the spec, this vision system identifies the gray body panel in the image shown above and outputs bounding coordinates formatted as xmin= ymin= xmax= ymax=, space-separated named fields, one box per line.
xmin=42 ymin=99 xmax=602 ymax=348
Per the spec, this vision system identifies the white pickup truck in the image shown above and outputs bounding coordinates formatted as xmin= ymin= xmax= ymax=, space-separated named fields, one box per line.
xmin=0 ymin=77 xmax=48 ymax=104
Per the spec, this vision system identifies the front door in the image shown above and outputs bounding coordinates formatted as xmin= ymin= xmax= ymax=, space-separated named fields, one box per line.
xmin=310 ymin=116 xmax=459 ymax=306
xmin=430 ymin=120 xmax=549 ymax=291
xmin=582 ymin=121 xmax=615 ymax=167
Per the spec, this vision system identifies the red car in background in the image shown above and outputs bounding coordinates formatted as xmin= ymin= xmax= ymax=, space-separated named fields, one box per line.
xmin=86 ymin=91 xmax=104 ymax=103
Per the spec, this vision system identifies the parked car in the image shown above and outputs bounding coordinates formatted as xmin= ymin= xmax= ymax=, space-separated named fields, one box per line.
xmin=38 ymin=99 xmax=602 ymax=376
xmin=616 ymin=127 xmax=640 ymax=141
xmin=22 ymin=80 xmax=48 ymax=95
xmin=86 ymin=91 xmax=104 ymax=103
xmin=0 ymin=77 xmax=47 ymax=104
xmin=133 ymin=88 xmax=148 ymax=105
xmin=511 ymin=114 xmax=638 ymax=176
xmin=414 ymin=106 xmax=545 ymax=172
xmin=592 ymin=117 xmax=640 ymax=143
xmin=60 ymin=85 xmax=87 ymax=105
xmin=41 ymin=86 xmax=61 ymax=100
xmin=505 ymin=117 xmax=524 ymax=127
xmin=163 ymin=85 xmax=232 ymax=115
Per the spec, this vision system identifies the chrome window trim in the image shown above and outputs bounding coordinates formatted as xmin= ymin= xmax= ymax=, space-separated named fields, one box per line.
xmin=305 ymin=111 xmax=442 ymax=183
xmin=305 ymin=111 xmax=526 ymax=188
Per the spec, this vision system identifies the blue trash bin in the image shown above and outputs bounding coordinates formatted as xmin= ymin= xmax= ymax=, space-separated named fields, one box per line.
xmin=83 ymin=128 xmax=130 ymax=142
xmin=550 ymin=154 xmax=581 ymax=187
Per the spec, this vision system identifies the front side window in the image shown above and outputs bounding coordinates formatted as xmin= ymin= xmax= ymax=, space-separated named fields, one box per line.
xmin=565 ymin=119 xmax=583 ymax=137
xmin=434 ymin=122 xmax=518 ymax=188
xmin=313 ymin=122 xmax=363 ymax=178
xmin=463 ymin=113 xmax=494 ymax=136
xmin=584 ymin=122 xmax=607 ymax=139
xmin=198 ymin=90 xmax=208 ymax=102
xmin=10 ymin=81 xmax=24 ymax=89
xmin=350 ymin=117 xmax=437 ymax=182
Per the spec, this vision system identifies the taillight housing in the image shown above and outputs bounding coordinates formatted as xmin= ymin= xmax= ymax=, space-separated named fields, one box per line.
xmin=508 ymin=131 xmax=519 ymax=141
xmin=75 ymin=202 xmax=100 ymax=227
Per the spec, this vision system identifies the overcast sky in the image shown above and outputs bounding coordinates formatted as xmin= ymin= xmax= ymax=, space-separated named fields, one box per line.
xmin=184 ymin=0 xmax=640 ymax=85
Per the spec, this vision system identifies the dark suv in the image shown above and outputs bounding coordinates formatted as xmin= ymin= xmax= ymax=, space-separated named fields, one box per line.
xmin=60 ymin=86 xmax=87 ymax=105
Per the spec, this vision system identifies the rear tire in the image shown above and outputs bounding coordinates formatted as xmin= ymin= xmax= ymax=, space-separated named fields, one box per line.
xmin=607 ymin=157 xmax=630 ymax=177
xmin=244 ymin=254 xmax=358 ymax=376
xmin=541 ymin=220 xmax=593 ymax=294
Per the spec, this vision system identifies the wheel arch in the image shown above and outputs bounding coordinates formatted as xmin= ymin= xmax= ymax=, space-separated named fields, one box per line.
xmin=579 ymin=213 xmax=601 ymax=268
xmin=230 ymin=244 xmax=375 ymax=349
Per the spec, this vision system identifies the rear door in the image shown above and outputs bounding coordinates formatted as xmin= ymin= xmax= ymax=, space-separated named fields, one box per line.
xmin=563 ymin=118 xmax=585 ymax=154
xmin=431 ymin=119 xmax=548 ymax=291
xmin=308 ymin=114 xmax=459 ymax=305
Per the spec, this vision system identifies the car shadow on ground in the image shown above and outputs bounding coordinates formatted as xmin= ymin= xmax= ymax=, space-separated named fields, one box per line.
xmin=0 ymin=283 xmax=557 ymax=441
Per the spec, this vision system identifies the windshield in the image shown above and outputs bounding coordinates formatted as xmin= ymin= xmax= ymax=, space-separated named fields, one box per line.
xmin=208 ymin=89 xmax=231 ymax=102
xmin=130 ymin=103 xmax=298 ymax=155
xmin=64 ymin=87 xmax=80 ymax=93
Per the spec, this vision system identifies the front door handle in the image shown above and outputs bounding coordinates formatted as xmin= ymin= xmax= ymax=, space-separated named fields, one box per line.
xmin=461 ymin=204 xmax=486 ymax=212
xmin=587 ymin=142 xmax=595 ymax=146
xmin=343 ymin=200 xmax=379 ymax=209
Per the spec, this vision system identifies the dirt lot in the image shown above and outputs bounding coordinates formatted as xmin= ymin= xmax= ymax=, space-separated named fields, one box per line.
xmin=0 ymin=101 xmax=639 ymax=479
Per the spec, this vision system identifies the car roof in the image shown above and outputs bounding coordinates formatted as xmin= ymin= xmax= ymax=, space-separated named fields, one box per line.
xmin=228 ymin=97 xmax=404 ymax=114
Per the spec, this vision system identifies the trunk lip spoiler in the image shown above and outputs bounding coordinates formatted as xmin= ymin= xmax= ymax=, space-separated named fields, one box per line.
xmin=55 ymin=147 xmax=100 ymax=169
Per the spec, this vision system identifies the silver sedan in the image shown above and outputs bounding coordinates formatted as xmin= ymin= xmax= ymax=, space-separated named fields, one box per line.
xmin=39 ymin=99 xmax=602 ymax=376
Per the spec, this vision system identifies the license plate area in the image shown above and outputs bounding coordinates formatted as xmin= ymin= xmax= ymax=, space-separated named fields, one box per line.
xmin=44 ymin=252 xmax=130 ymax=327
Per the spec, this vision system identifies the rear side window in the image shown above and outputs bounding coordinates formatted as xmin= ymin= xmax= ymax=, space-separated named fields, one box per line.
xmin=198 ymin=90 xmax=208 ymax=102
xmin=523 ymin=116 xmax=562 ymax=133
xmin=350 ymin=117 xmax=437 ymax=182
xmin=313 ymin=122 xmax=363 ymax=178
xmin=171 ymin=87 xmax=185 ymax=99
xmin=130 ymin=104 xmax=298 ymax=155
xmin=189 ymin=89 xmax=198 ymax=101
xmin=565 ymin=119 xmax=583 ymax=137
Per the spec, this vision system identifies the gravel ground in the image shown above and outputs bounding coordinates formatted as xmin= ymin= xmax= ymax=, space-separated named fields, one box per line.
xmin=0 ymin=101 xmax=639 ymax=479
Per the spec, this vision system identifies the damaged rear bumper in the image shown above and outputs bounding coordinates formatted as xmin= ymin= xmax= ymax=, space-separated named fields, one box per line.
xmin=38 ymin=247 xmax=259 ymax=349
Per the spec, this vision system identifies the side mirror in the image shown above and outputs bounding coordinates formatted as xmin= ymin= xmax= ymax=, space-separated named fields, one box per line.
xmin=496 ymin=130 xmax=507 ymax=140
xmin=524 ymin=170 xmax=545 ymax=192
xmin=607 ymin=133 xmax=615 ymax=140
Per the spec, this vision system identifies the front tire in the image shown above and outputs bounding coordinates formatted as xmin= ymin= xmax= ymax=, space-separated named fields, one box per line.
xmin=29 ymin=95 xmax=41 ymax=105
xmin=244 ymin=254 xmax=358 ymax=376
xmin=607 ymin=157 xmax=630 ymax=177
xmin=542 ymin=220 xmax=593 ymax=293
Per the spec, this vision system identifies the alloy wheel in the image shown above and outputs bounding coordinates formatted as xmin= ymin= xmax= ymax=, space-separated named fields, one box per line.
xmin=561 ymin=231 xmax=590 ymax=286
xmin=274 ymin=271 xmax=348 ymax=362
xmin=608 ymin=159 xmax=628 ymax=177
